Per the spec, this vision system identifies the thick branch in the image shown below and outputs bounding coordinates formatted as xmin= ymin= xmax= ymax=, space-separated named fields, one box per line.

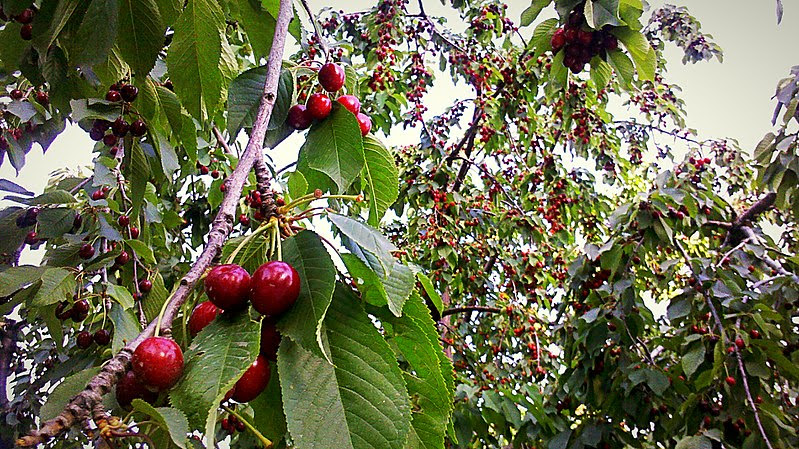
xmin=733 ymin=192 xmax=776 ymax=227
xmin=441 ymin=306 xmax=501 ymax=318
xmin=1 ymin=320 xmax=21 ymax=410
xmin=17 ymin=1 xmax=294 ymax=446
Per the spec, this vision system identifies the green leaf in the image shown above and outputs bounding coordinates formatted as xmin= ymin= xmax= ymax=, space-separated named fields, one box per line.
xmin=110 ymin=303 xmax=140 ymax=352
xmin=128 ymin=141 xmax=151 ymax=220
xmin=117 ymin=0 xmax=165 ymax=77
xmin=71 ymin=0 xmax=118 ymax=66
xmin=278 ymin=231 xmax=337 ymax=360
xmin=0 ymin=266 xmax=46 ymax=297
xmin=612 ymin=28 xmax=656 ymax=81
xmin=287 ymin=171 xmax=308 ymax=200
xmin=299 ymin=106 xmax=365 ymax=193
xmin=644 ymin=369 xmax=669 ymax=396
xmin=682 ymin=343 xmax=705 ymax=378
xmin=330 ymin=213 xmax=397 ymax=273
xmin=362 ymin=135 xmax=399 ymax=227
xmin=141 ymin=273 xmax=169 ymax=322
xmin=607 ymin=49 xmax=634 ymax=88
xmin=342 ymin=253 xmax=390 ymax=307
xmin=590 ymin=58 xmax=612 ymax=89
xmin=169 ymin=310 xmax=260 ymax=444
xmin=548 ymin=430 xmax=572 ymax=449
xmin=531 ymin=18 xmax=559 ymax=57
xmin=520 ymin=0 xmax=551 ymax=27
xmin=416 ymin=272 xmax=443 ymax=315
xmin=107 ymin=283 xmax=135 ymax=310
xmin=30 ymin=268 xmax=75 ymax=307
xmin=35 ymin=208 xmax=76 ymax=240
xmin=31 ymin=0 xmax=83 ymax=54
xmin=131 ymin=400 xmax=189 ymax=449
xmin=675 ymin=436 xmax=712 ymax=449
xmin=250 ymin=361 xmax=287 ymax=441
xmin=126 ymin=239 xmax=155 ymax=264
xmin=167 ymin=0 xmax=225 ymax=119
xmin=584 ymin=0 xmax=621 ymax=29
xmin=231 ymin=0 xmax=276 ymax=61
xmin=227 ymin=67 xmax=294 ymax=139
xmin=278 ymin=285 xmax=411 ymax=449
xmin=40 ymin=367 xmax=102 ymax=421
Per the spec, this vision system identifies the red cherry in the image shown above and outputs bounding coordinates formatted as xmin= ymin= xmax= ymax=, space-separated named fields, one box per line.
xmin=232 ymin=355 xmax=270 ymax=403
xmin=103 ymin=134 xmax=118 ymax=147
xmin=287 ymin=104 xmax=312 ymax=130
xmin=106 ymin=90 xmax=122 ymax=102
xmin=188 ymin=301 xmax=221 ymax=337
xmin=318 ymin=63 xmax=346 ymax=92
xmin=116 ymin=370 xmax=158 ymax=408
xmin=204 ymin=264 xmax=252 ymax=310
xmin=336 ymin=95 xmax=361 ymax=115
xmin=35 ymin=91 xmax=49 ymax=106
xmin=55 ymin=302 xmax=72 ymax=321
xmin=260 ymin=319 xmax=281 ymax=361
xmin=577 ymin=30 xmax=593 ymax=45
xmin=10 ymin=89 xmax=24 ymax=100
xmin=130 ymin=119 xmax=147 ymax=137
xmin=200 ymin=165 xmax=209 ymax=175
xmin=356 ymin=113 xmax=372 ymax=136
xmin=749 ymin=329 xmax=760 ymax=339
xmin=20 ymin=24 xmax=32 ymax=40
xmin=79 ymin=243 xmax=96 ymax=259
xmin=76 ymin=331 xmax=93 ymax=349
xmin=735 ymin=337 xmax=745 ymax=349
xmin=118 ymin=215 xmax=130 ymax=227
xmin=306 ymin=93 xmax=332 ymax=120
xmin=120 ymin=85 xmax=139 ymax=102
xmin=249 ymin=261 xmax=301 ymax=317
xmin=138 ymin=278 xmax=152 ymax=293
xmin=131 ymin=337 xmax=184 ymax=390
xmin=89 ymin=127 xmax=105 ymax=141
xmin=111 ymin=118 xmax=129 ymax=137
xmin=93 ymin=329 xmax=111 ymax=345
xmin=725 ymin=376 xmax=736 ymax=386
xmin=211 ymin=169 xmax=220 ymax=179
xmin=550 ymin=28 xmax=566 ymax=52
xmin=115 ymin=251 xmax=130 ymax=266
xmin=129 ymin=226 xmax=140 ymax=239
xmin=24 ymin=231 xmax=39 ymax=245
xmin=604 ymin=35 xmax=618 ymax=51
xmin=16 ymin=8 xmax=34 ymax=24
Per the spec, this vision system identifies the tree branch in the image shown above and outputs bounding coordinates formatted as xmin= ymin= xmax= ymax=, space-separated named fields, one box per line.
xmin=441 ymin=306 xmax=501 ymax=318
xmin=0 ymin=320 xmax=21 ymax=410
xmin=16 ymin=1 xmax=294 ymax=446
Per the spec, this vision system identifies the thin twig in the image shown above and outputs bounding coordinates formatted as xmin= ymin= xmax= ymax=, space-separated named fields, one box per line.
xmin=441 ymin=305 xmax=501 ymax=318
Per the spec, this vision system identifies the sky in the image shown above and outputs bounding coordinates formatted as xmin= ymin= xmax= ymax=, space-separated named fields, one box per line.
xmin=1 ymin=0 xmax=796 ymax=264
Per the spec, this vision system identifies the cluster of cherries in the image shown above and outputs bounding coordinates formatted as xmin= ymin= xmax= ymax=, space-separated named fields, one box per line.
xmin=220 ymin=413 xmax=246 ymax=434
xmin=287 ymin=62 xmax=372 ymax=137
xmin=550 ymin=8 xmax=619 ymax=74
xmin=115 ymin=260 xmax=300 ymax=408
xmin=88 ymin=83 xmax=148 ymax=154
xmin=239 ymin=190 xmax=284 ymax=226
xmin=3 ymin=6 xmax=36 ymax=40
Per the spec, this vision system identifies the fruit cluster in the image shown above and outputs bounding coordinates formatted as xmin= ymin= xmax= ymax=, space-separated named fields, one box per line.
xmin=4 ymin=7 xmax=36 ymax=40
xmin=287 ymin=62 xmax=372 ymax=137
xmin=221 ymin=413 xmax=246 ymax=434
xmin=88 ymin=83 xmax=147 ymax=153
xmin=550 ymin=7 xmax=619 ymax=74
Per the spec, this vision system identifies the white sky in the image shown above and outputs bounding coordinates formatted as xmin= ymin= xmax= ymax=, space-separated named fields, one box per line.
xmin=2 ymin=1 xmax=796 ymax=264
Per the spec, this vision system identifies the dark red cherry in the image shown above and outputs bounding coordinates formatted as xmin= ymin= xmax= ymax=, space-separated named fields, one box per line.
xmin=93 ymin=329 xmax=111 ymax=345
xmin=356 ymin=113 xmax=372 ymax=136
xmin=131 ymin=337 xmax=184 ymax=390
xmin=103 ymin=134 xmax=118 ymax=147
xmin=550 ymin=28 xmax=566 ymax=52
xmin=116 ymin=370 xmax=158 ymax=408
xmin=204 ymin=264 xmax=252 ymax=310
xmin=249 ymin=261 xmax=300 ymax=317
xmin=55 ymin=301 xmax=72 ymax=320
xmin=72 ymin=299 xmax=90 ymax=315
xmin=76 ymin=331 xmax=93 ymax=349
xmin=287 ymin=104 xmax=312 ymax=130
xmin=35 ymin=91 xmax=49 ymax=106
xmin=24 ymin=231 xmax=39 ymax=245
xmin=118 ymin=215 xmax=130 ymax=227
xmin=130 ymin=119 xmax=147 ymax=137
xmin=106 ymin=90 xmax=122 ymax=102
xmin=111 ymin=117 xmax=129 ymax=137
xmin=10 ymin=89 xmax=24 ymax=100
xmin=188 ymin=301 xmax=221 ymax=337
xmin=79 ymin=243 xmax=95 ymax=259
xmin=318 ymin=63 xmax=346 ymax=92
xmin=129 ymin=226 xmax=140 ymax=239
xmin=231 ymin=355 xmax=270 ymax=403
xmin=20 ymin=24 xmax=32 ymax=40
xmin=89 ymin=127 xmax=105 ymax=141
xmin=120 ymin=85 xmax=139 ymax=102
xmin=115 ymin=250 xmax=130 ymax=266
xmin=336 ymin=95 xmax=361 ymax=115
xmin=260 ymin=319 xmax=281 ymax=361
xmin=306 ymin=93 xmax=332 ymax=120
xmin=138 ymin=278 xmax=152 ymax=293
xmin=16 ymin=8 xmax=34 ymax=24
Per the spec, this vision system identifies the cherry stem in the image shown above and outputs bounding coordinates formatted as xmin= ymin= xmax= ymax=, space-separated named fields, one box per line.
xmin=227 ymin=219 xmax=276 ymax=264
xmin=222 ymin=405 xmax=272 ymax=448
xmin=283 ymin=193 xmax=361 ymax=212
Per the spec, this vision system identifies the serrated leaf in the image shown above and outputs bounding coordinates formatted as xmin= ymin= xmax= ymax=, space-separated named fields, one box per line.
xmin=131 ymin=400 xmax=189 ymax=449
xmin=416 ymin=272 xmax=443 ymax=315
xmin=126 ymin=239 xmax=155 ymax=264
xmin=590 ymin=58 xmax=612 ymax=89
xmin=287 ymin=171 xmax=308 ymax=200
xmin=0 ymin=265 xmax=47 ymax=297
xmin=531 ymin=18 xmax=558 ymax=57
xmin=278 ymin=231 xmax=336 ymax=360
xmin=110 ymin=303 xmax=140 ymax=352
xmin=117 ymin=0 xmax=165 ymax=77
xmin=251 ymin=361 xmax=287 ymax=441
xmin=31 ymin=0 xmax=83 ymax=54
xmin=40 ymin=367 xmax=102 ymax=421
xmin=167 ymin=0 xmax=225 ymax=119
xmin=613 ymin=27 xmax=656 ymax=81
xmin=227 ymin=67 xmax=293 ymax=139
xmin=128 ymin=142 xmax=150 ymax=220
xmin=521 ymin=0 xmax=551 ymax=27
xmin=278 ymin=285 xmax=411 ymax=449
xmin=71 ymin=0 xmax=118 ymax=67
xmin=675 ymin=436 xmax=712 ymax=449
xmin=231 ymin=0 xmax=276 ymax=61
xmin=6 ymin=100 xmax=37 ymax=122
xmin=682 ymin=343 xmax=705 ymax=378
xmin=362 ymin=135 xmax=399 ymax=227
xmin=330 ymin=213 xmax=397 ymax=274
xmin=30 ymin=268 xmax=75 ymax=306
xmin=299 ymin=106 xmax=365 ymax=193
xmin=36 ymin=208 xmax=76 ymax=239
xmin=107 ymin=283 xmax=135 ymax=310
xmin=141 ymin=273 xmax=169 ymax=322
xmin=585 ymin=0 xmax=621 ymax=28
xmin=0 ymin=179 xmax=34 ymax=196
xmin=607 ymin=49 xmax=634 ymax=88
xmin=170 ymin=310 xmax=260 ymax=433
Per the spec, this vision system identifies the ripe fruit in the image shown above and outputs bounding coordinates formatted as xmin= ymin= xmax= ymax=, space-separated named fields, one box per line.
xmin=118 ymin=215 xmax=130 ymax=227
xmin=120 ymin=84 xmax=139 ymax=102
xmin=106 ymin=90 xmax=121 ymax=102
xmin=287 ymin=104 xmax=312 ymax=130
xmin=24 ymin=231 xmax=39 ymax=245
xmin=260 ymin=319 xmax=281 ymax=361
xmin=336 ymin=95 xmax=361 ymax=115
xmin=231 ymin=355 xmax=270 ymax=403
xmin=188 ymin=301 xmax=220 ymax=337
xmin=93 ymin=329 xmax=111 ymax=345
xmin=111 ymin=118 xmax=129 ymax=137
xmin=35 ymin=91 xmax=49 ymax=106
xmin=10 ymin=89 xmax=24 ymax=100
xmin=89 ymin=127 xmax=104 ymax=141
xmin=79 ymin=243 xmax=95 ymax=259
xmin=102 ymin=134 xmax=118 ymax=147
xmin=249 ymin=261 xmax=300 ymax=317
xmin=138 ymin=278 xmax=152 ymax=293
xmin=76 ymin=331 xmax=93 ymax=349
xmin=129 ymin=226 xmax=140 ymax=239
xmin=55 ymin=302 xmax=72 ymax=321
xmin=116 ymin=370 xmax=158 ymax=407
xmin=204 ymin=264 xmax=252 ymax=310
xmin=130 ymin=119 xmax=147 ymax=137
xmin=318 ymin=62 xmax=346 ymax=92
xmin=550 ymin=28 xmax=566 ymax=52
xmin=725 ymin=376 xmax=736 ymax=386
xmin=749 ymin=329 xmax=760 ymax=339
xmin=20 ymin=24 xmax=32 ymax=40
xmin=131 ymin=337 xmax=184 ymax=390
xmin=115 ymin=251 xmax=130 ymax=266
xmin=306 ymin=93 xmax=332 ymax=120
xmin=72 ymin=299 xmax=90 ymax=315
xmin=356 ymin=113 xmax=372 ymax=136
xmin=16 ymin=8 xmax=34 ymax=24
xmin=735 ymin=337 xmax=745 ymax=349
xmin=211 ymin=169 xmax=220 ymax=179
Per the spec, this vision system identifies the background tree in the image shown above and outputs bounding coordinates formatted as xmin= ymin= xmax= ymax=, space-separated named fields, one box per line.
xmin=0 ymin=1 xmax=797 ymax=449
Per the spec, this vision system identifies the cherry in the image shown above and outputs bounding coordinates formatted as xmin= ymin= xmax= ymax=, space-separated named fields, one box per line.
xmin=24 ymin=231 xmax=39 ymax=245
xmin=72 ymin=213 xmax=83 ymax=230
xmin=79 ymin=243 xmax=95 ymax=259
xmin=10 ymin=89 xmax=24 ymax=100
xmin=55 ymin=301 xmax=72 ymax=321
xmin=91 ymin=189 xmax=105 ymax=200
xmin=130 ymin=119 xmax=147 ymax=137
xmin=735 ymin=337 xmax=745 ymax=349
xmin=231 ymin=355 xmax=270 ymax=403
xmin=93 ymin=119 xmax=111 ymax=131
xmin=118 ymin=215 xmax=130 ymax=227
xmin=129 ymin=226 xmax=140 ymax=239
xmin=116 ymin=370 xmax=158 ymax=407
xmin=16 ymin=8 xmax=34 ymax=24
xmin=76 ymin=331 xmax=93 ymax=349
xmin=72 ymin=299 xmax=90 ymax=315
xmin=93 ymin=329 xmax=111 ymax=345
xmin=306 ymin=93 xmax=332 ymax=120
xmin=20 ymin=24 xmax=32 ymax=40
xmin=287 ymin=104 xmax=312 ymax=130
xmin=318 ymin=62 xmax=346 ymax=92
xmin=749 ymin=329 xmax=760 ymax=339
xmin=35 ymin=91 xmax=49 ymax=106
xmin=188 ymin=301 xmax=220 ymax=337
xmin=260 ymin=319 xmax=281 ymax=361
xmin=131 ymin=337 xmax=184 ymax=390
xmin=238 ymin=214 xmax=250 ymax=226
xmin=211 ymin=169 xmax=220 ymax=179
xmin=204 ymin=264 xmax=252 ymax=310
xmin=111 ymin=118 xmax=129 ymax=137
xmin=577 ymin=30 xmax=593 ymax=45
xmin=725 ymin=376 xmax=736 ymax=386
xmin=89 ymin=127 xmax=104 ymax=141
xmin=249 ymin=261 xmax=300 ymax=317
xmin=102 ymin=134 xmax=118 ymax=147
xmin=336 ymin=95 xmax=361 ymax=115
xmin=550 ymin=28 xmax=566 ymax=52
xmin=106 ymin=90 xmax=122 ymax=102
xmin=120 ymin=85 xmax=139 ymax=102
xmin=115 ymin=250 xmax=130 ymax=266
xmin=604 ymin=35 xmax=618 ymax=51
xmin=356 ymin=113 xmax=372 ymax=136
xmin=138 ymin=278 xmax=152 ymax=293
